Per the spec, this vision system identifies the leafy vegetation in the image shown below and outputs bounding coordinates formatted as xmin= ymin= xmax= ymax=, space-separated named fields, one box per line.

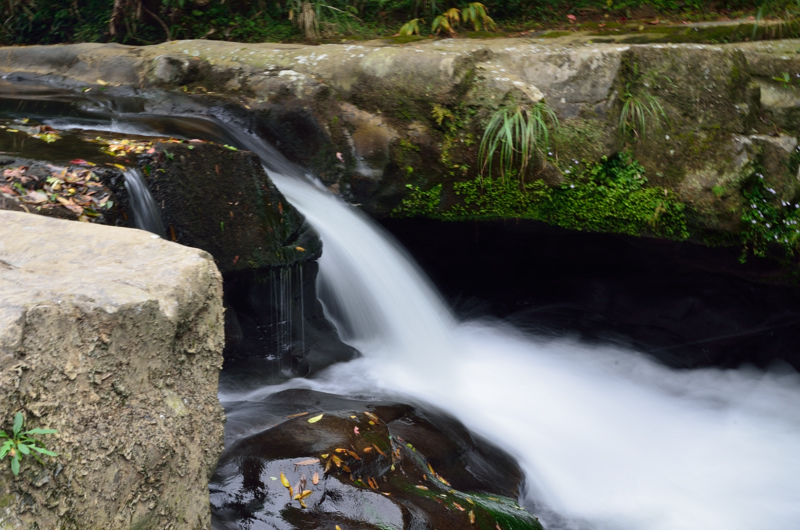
xmin=0 ymin=412 xmax=57 ymax=476
xmin=478 ymin=102 xmax=559 ymax=183
xmin=394 ymin=152 xmax=689 ymax=240
xmin=740 ymin=168 xmax=800 ymax=261
xmin=0 ymin=1 xmax=791 ymax=46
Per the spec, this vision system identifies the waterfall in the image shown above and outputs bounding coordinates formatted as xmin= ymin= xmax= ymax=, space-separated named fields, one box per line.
xmin=262 ymin=168 xmax=800 ymax=530
xmin=122 ymin=168 xmax=165 ymax=238
xmin=30 ymin=109 xmax=800 ymax=530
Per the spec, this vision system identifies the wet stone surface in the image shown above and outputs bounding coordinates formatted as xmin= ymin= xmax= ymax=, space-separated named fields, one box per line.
xmin=211 ymin=389 xmax=542 ymax=530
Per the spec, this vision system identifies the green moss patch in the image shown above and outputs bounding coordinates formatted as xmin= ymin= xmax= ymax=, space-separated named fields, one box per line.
xmin=393 ymin=153 xmax=689 ymax=241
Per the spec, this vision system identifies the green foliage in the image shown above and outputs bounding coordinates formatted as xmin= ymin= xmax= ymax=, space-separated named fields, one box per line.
xmin=0 ymin=412 xmax=58 ymax=477
xmin=399 ymin=18 xmax=423 ymax=35
xmin=393 ymin=183 xmax=443 ymax=216
xmin=619 ymin=87 xmax=666 ymax=142
xmin=0 ymin=1 xmax=783 ymax=45
xmin=740 ymin=170 xmax=800 ymax=260
xmin=618 ymin=62 xmax=670 ymax=143
xmin=461 ymin=2 xmax=495 ymax=31
xmin=393 ymin=153 xmax=688 ymax=240
xmin=478 ymin=102 xmax=559 ymax=183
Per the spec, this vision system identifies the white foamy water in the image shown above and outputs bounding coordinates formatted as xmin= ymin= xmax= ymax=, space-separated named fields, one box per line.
xmin=265 ymin=169 xmax=800 ymax=530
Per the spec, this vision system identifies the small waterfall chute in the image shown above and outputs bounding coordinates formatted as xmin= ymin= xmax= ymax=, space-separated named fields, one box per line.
xmin=122 ymin=167 xmax=166 ymax=238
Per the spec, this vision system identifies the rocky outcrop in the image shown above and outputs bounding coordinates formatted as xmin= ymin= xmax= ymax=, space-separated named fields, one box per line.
xmin=2 ymin=37 xmax=799 ymax=249
xmin=0 ymin=210 xmax=225 ymax=529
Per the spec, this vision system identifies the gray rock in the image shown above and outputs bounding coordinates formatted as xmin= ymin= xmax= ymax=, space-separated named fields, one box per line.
xmin=0 ymin=211 xmax=225 ymax=529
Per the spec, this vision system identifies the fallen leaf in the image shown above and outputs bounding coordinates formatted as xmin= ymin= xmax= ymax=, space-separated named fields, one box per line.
xmin=416 ymin=485 xmax=429 ymax=490
xmin=453 ymin=502 xmax=465 ymax=511
xmin=469 ymin=510 xmax=475 ymax=524
xmin=280 ymin=472 xmax=290 ymax=488
xmin=372 ymin=444 xmax=386 ymax=457
xmin=293 ymin=489 xmax=312 ymax=500
xmin=363 ymin=447 xmax=372 ymax=453
xmin=354 ymin=426 xmax=360 ymax=435
xmin=331 ymin=455 xmax=342 ymax=467
xmin=23 ymin=190 xmax=48 ymax=204
xmin=295 ymin=246 xmax=305 ymax=251
xmin=312 ymin=471 xmax=319 ymax=485
xmin=294 ymin=458 xmax=319 ymax=466
xmin=307 ymin=413 xmax=324 ymax=423
xmin=286 ymin=412 xmax=309 ymax=419
xmin=96 ymin=79 xmax=109 ymax=86
xmin=364 ymin=411 xmax=380 ymax=423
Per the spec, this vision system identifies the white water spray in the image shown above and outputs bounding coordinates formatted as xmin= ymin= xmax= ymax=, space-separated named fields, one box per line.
xmin=268 ymin=170 xmax=800 ymax=530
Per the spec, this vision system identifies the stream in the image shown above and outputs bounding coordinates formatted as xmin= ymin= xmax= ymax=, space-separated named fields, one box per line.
xmin=2 ymin=89 xmax=800 ymax=530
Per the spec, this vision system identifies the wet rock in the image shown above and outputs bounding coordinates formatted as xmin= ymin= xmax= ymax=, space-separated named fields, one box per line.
xmin=0 ymin=210 xmax=225 ymax=529
xmin=211 ymin=389 xmax=542 ymax=530
xmin=139 ymin=141 xmax=320 ymax=274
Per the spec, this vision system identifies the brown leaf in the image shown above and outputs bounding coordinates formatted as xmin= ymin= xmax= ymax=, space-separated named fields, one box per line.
xmin=372 ymin=444 xmax=386 ymax=457
xmin=312 ymin=472 xmax=319 ymax=485
xmin=294 ymin=458 xmax=319 ymax=466
xmin=469 ymin=510 xmax=475 ymax=524
xmin=286 ymin=412 xmax=309 ymax=419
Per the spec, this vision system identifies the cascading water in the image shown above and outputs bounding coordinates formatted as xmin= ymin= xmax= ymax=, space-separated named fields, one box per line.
xmin=260 ymin=168 xmax=800 ymax=530
xmin=122 ymin=167 xmax=166 ymax=238
xmin=21 ymin=104 xmax=800 ymax=530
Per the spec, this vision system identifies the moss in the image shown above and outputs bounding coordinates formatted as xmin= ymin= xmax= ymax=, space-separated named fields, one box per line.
xmin=382 ymin=35 xmax=427 ymax=44
xmin=392 ymin=153 xmax=689 ymax=241
xmin=555 ymin=118 xmax=606 ymax=163
xmin=541 ymin=30 xmax=572 ymax=38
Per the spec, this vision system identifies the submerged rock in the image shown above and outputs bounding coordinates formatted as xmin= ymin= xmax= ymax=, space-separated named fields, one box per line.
xmin=211 ymin=389 xmax=542 ymax=530
xmin=0 ymin=210 xmax=225 ymax=529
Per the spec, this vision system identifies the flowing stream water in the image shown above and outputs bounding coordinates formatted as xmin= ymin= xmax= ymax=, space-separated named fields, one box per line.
xmin=19 ymin=104 xmax=800 ymax=530
xmin=261 ymin=170 xmax=800 ymax=530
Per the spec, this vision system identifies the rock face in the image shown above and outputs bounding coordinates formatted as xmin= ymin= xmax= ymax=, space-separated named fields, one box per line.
xmin=0 ymin=211 xmax=225 ymax=529
xmin=2 ymin=37 xmax=798 ymax=248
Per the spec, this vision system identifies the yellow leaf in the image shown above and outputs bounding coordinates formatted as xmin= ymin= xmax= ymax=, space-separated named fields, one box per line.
xmin=416 ymin=485 xmax=429 ymax=490
xmin=469 ymin=510 xmax=475 ymax=524
xmin=331 ymin=455 xmax=342 ymax=467
xmin=113 ymin=164 xmax=126 ymax=170
xmin=295 ymin=246 xmax=305 ymax=251
xmin=293 ymin=489 xmax=312 ymax=500
xmin=280 ymin=472 xmax=290 ymax=488
xmin=336 ymin=526 xmax=342 ymax=530
xmin=307 ymin=413 xmax=324 ymax=423
xmin=97 ymin=79 xmax=109 ymax=86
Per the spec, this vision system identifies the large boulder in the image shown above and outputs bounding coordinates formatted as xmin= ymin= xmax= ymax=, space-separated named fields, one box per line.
xmin=0 ymin=210 xmax=225 ymax=529
xmin=211 ymin=389 xmax=542 ymax=530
